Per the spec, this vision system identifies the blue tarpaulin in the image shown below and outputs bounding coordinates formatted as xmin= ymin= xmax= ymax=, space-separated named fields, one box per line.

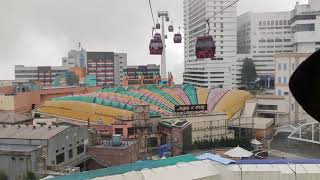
xmin=197 ymin=153 xmax=235 ymax=165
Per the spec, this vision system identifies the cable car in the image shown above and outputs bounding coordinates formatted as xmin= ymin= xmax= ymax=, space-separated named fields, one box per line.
xmin=149 ymin=38 xmax=163 ymax=55
xmin=173 ymin=33 xmax=182 ymax=43
xmin=168 ymin=25 xmax=174 ymax=32
xmin=156 ymin=23 xmax=160 ymax=29
xmin=154 ymin=33 xmax=161 ymax=40
xmin=195 ymin=35 xmax=216 ymax=59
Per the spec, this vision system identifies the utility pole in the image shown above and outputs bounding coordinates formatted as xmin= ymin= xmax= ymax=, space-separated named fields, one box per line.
xmin=158 ymin=11 xmax=169 ymax=82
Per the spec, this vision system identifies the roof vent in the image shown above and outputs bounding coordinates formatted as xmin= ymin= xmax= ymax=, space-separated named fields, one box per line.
xmin=56 ymin=124 xmax=59 ymax=127
xmin=17 ymin=125 xmax=21 ymax=129
xmin=26 ymin=124 xmax=29 ymax=126
xmin=2 ymin=125 xmax=6 ymax=128
xmin=33 ymin=125 xmax=36 ymax=129
xmin=48 ymin=126 xmax=51 ymax=130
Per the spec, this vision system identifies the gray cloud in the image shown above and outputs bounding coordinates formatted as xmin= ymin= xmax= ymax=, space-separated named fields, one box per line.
xmin=0 ymin=0 xmax=307 ymax=83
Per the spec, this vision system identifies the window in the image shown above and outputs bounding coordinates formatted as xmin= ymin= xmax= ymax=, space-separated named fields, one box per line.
xmin=284 ymin=92 xmax=289 ymax=96
xmin=128 ymin=127 xmax=135 ymax=136
xmin=278 ymin=77 xmax=282 ymax=83
xmin=69 ymin=149 xmax=73 ymax=159
xmin=278 ymin=63 xmax=282 ymax=70
xmin=56 ymin=153 xmax=65 ymax=164
xmin=77 ymin=145 xmax=84 ymax=155
xmin=115 ymin=128 xmax=123 ymax=135
xmin=283 ymin=77 xmax=288 ymax=84
xmin=283 ymin=63 xmax=287 ymax=70
xmin=292 ymin=23 xmax=315 ymax=33
xmin=291 ymin=103 xmax=295 ymax=111
xmin=278 ymin=90 xmax=282 ymax=96
xmin=292 ymin=63 xmax=295 ymax=70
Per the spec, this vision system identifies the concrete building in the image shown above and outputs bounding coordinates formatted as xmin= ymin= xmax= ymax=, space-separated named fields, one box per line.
xmin=183 ymin=0 xmax=238 ymax=89
xmin=88 ymin=140 xmax=138 ymax=169
xmin=237 ymin=11 xmax=292 ymax=86
xmin=62 ymin=50 xmax=87 ymax=68
xmin=291 ymin=0 xmax=320 ymax=53
xmin=15 ymin=65 xmax=69 ymax=86
xmin=124 ymin=64 xmax=160 ymax=79
xmin=162 ymin=113 xmax=234 ymax=143
xmin=274 ymin=53 xmax=313 ymax=124
xmin=86 ymin=52 xmax=127 ymax=86
xmin=0 ymin=124 xmax=88 ymax=180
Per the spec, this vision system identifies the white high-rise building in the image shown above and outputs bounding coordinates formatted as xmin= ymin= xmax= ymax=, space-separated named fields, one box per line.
xmin=291 ymin=0 xmax=320 ymax=53
xmin=183 ymin=0 xmax=238 ymax=89
xmin=237 ymin=11 xmax=293 ymax=87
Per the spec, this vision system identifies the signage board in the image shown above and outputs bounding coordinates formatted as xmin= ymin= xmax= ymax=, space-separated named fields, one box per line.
xmin=174 ymin=104 xmax=207 ymax=112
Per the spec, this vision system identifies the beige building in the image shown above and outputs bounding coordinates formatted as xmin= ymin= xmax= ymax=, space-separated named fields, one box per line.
xmin=162 ymin=113 xmax=234 ymax=142
xmin=274 ymin=53 xmax=315 ymax=124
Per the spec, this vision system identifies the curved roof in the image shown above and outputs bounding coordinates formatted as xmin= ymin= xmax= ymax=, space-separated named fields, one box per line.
xmin=37 ymin=85 xmax=253 ymax=124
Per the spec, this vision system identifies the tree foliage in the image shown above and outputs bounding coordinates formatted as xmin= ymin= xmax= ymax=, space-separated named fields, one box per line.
xmin=21 ymin=172 xmax=36 ymax=180
xmin=193 ymin=137 xmax=252 ymax=151
xmin=0 ymin=170 xmax=8 ymax=180
xmin=241 ymin=58 xmax=258 ymax=87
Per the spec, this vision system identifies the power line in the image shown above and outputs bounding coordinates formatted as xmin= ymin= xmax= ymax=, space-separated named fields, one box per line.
xmin=148 ymin=0 xmax=156 ymax=27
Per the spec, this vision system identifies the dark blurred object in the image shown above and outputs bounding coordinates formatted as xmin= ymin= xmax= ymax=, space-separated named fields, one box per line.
xmin=289 ymin=50 xmax=320 ymax=122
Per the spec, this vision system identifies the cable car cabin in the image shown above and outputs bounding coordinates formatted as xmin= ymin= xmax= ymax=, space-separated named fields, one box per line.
xmin=154 ymin=33 xmax=162 ymax=40
xmin=173 ymin=34 xmax=182 ymax=43
xmin=195 ymin=36 xmax=216 ymax=59
xmin=149 ymin=39 xmax=163 ymax=55
xmin=156 ymin=23 xmax=160 ymax=29
xmin=168 ymin=25 xmax=174 ymax=32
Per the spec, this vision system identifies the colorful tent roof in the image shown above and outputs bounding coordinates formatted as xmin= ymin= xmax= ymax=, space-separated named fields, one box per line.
xmin=37 ymin=85 xmax=253 ymax=124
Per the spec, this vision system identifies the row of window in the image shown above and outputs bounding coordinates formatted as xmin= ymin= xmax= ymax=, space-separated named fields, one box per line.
xmin=259 ymin=20 xmax=289 ymax=26
xmin=277 ymin=76 xmax=288 ymax=84
xmin=56 ymin=145 xmax=84 ymax=164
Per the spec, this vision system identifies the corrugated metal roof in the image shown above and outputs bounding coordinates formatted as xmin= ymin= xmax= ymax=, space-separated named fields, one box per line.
xmin=51 ymin=154 xmax=199 ymax=180
xmin=0 ymin=125 xmax=68 ymax=140
xmin=237 ymin=159 xmax=320 ymax=164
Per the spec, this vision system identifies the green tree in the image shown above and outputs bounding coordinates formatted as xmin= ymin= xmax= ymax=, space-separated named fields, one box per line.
xmin=21 ymin=172 xmax=36 ymax=180
xmin=0 ymin=170 xmax=8 ymax=180
xmin=241 ymin=58 xmax=258 ymax=89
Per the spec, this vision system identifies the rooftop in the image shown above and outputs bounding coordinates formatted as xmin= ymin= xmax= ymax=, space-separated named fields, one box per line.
xmin=91 ymin=140 xmax=135 ymax=150
xmin=0 ymin=112 xmax=32 ymax=124
xmin=51 ymin=154 xmax=198 ymax=180
xmin=0 ymin=144 xmax=41 ymax=153
xmin=0 ymin=124 xmax=69 ymax=140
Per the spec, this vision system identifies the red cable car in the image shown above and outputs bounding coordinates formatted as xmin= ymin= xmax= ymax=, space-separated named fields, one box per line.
xmin=195 ymin=35 xmax=216 ymax=59
xmin=168 ymin=25 xmax=174 ymax=32
xmin=149 ymin=38 xmax=163 ymax=55
xmin=173 ymin=33 xmax=182 ymax=43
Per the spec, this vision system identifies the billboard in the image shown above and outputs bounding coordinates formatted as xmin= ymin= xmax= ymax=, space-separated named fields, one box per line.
xmin=175 ymin=104 xmax=207 ymax=113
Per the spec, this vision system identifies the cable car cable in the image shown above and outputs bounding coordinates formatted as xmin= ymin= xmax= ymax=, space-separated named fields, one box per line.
xmin=147 ymin=0 xmax=156 ymax=27
xmin=207 ymin=0 xmax=240 ymax=21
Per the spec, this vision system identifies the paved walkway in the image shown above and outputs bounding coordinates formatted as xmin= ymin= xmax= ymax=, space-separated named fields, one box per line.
xmin=269 ymin=149 xmax=305 ymax=159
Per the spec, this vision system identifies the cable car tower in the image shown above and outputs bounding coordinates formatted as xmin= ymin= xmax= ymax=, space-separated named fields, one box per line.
xmin=157 ymin=11 xmax=169 ymax=83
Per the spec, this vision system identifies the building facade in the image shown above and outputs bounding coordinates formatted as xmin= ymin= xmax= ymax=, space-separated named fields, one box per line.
xmin=62 ymin=50 xmax=87 ymax=68
xmin=15 ymin=65 xmax=69 ymax=86
xmin=183 ymin=0 xmax=238 ymax=89
xmin=291 ymin=0 xmax=320 ymax=53
xmin=275 ymin=53 xmax=313 ymax=124
xmin=237 ymin=11 xmax=292 ymax=87
xmin=86 ymin=52 xmax=127 ymax=86
xmin=124 ymin=64 xmax=160 ymax=79
xmin=0 ymin=125 xmax=88 ymax=180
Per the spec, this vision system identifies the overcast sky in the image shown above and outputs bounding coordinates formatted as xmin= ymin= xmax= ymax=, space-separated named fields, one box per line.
xmin=0 ymin=0 xmax=308 ymax=83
